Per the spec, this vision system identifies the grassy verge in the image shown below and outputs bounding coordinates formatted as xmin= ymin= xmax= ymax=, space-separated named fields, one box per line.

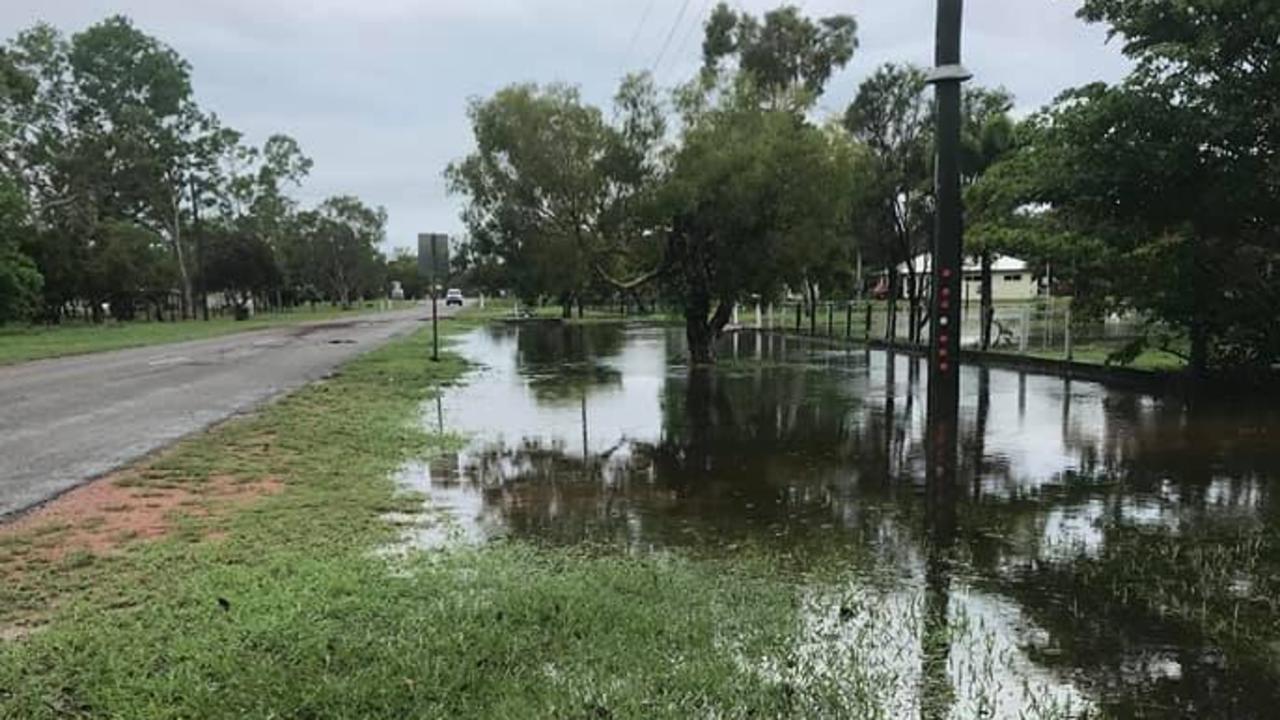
xmin=1025 ymin=343 xmax=1187 ymax=372
xmin=0 ymin=309 xmax=843 ymax=718
xmin=0 ymin=301 xmax=417 ymax=366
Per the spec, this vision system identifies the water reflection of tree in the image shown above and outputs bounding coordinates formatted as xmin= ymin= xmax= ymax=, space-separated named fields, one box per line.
xmin=444 ymin=353 xmax=902 ymax=555
xmin=953 ymin=381 xmax=1280 ymax=718
xmin=514 ymin=323 xmax=626 ymax=403
xmin=443 ymin=325 xmax=1280 ymax=715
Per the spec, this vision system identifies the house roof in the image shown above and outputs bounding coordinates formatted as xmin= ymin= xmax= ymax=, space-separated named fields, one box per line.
xmin=893 ymin=253 xmax=1029 ymax=275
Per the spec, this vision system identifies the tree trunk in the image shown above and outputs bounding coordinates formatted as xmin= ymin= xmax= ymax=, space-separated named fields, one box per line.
xmin=979 ymin=252 xmax=994 ymax=350
xmin=686 ymin=295 xmax=734 ymax=365
xmin=886 ymin=270 xmax=900 ymax=342
xmin=906 ymin=262 xmax=921 ymax=345
xmin=1190 ymin=319 xmax=1209 ymax=379
xmin=807 ymin=280 xmax=818 ymax=335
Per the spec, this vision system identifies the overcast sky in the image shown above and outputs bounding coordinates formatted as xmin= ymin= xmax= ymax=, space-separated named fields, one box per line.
xmin=1 ymin=1 xmax=1131 ymax=252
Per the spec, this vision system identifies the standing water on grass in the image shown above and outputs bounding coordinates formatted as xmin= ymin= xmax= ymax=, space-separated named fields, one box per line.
xmin=397 ymin=322 xmax=1280 ymax=718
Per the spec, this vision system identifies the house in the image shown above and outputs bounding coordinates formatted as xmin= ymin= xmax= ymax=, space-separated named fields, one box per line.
xmin=873 ymin=253 xmax=1039 ymax=302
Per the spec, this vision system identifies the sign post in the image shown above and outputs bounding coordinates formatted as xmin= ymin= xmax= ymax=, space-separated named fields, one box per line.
xmin=417 ymin=233 xmax=450 ymax=363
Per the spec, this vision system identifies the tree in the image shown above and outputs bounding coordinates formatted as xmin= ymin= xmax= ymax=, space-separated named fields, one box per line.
xmin=959 ymin=87 xmax=1016 ymax=350
xmin=650 ymin=82 xmax=857 ymax=362
xmin=702 ymin=2 xmax=858 ymax=110
xmin=301 ymin=196 xmax=387 ymax=307
xmin=0 ymin=177 xmax=42 ymax=323
xmin=69 ymin=15 xmax=201 ymax=317
xmin=84 ymin=220 xmax=175 ymax=322
xmin=386 ymin=249 xmax=425 ymax=300
xmin=202 ymin=229 xmax=279 ymax=316
xmin=844 ymin=64 xmax=931 ymax=342
xmin=447 ymin=82 xmax=635 ymax=316
xmin=1014 ymin=0 xmax=1280 ymax=375
xmin=0 ymin=50 xmax=42 ymax=323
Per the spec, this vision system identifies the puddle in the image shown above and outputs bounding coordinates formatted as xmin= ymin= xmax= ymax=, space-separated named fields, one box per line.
xmin=393 ymin=322 xmax=1280 ymax=717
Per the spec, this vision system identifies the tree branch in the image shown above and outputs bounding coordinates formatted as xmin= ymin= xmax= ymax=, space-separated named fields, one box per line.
xmin=594 ymin=260 xmax=666 ymax=291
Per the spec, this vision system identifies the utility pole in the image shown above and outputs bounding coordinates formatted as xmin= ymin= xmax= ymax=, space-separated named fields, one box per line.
xmin=927 ymin=0 xmax=970 ymax=418
xmin=922 ymin=7 xmax=967 ymax=717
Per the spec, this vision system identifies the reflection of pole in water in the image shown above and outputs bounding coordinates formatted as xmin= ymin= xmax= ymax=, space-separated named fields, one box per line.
xmin=436 ymin=385 xmax=444 ymax=434
xmin=1061 ymin=377 xmax=1072 ymax=442
xmin=1018 ymin=372 xmax=1027 ymax=421
xmin=973 ymin=366 xmax=990 ymax=500
xmin=883 ymin=351 xmax=897 ymax=479
xmin=581 ymin=393 xmax=589 ymax=460
xmin=922 ymin=357 xmax=959 ymax=720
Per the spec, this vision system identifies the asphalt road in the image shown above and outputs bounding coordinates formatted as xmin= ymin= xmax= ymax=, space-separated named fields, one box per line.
xmin=0 ymin=304 xmax=453 ymax=519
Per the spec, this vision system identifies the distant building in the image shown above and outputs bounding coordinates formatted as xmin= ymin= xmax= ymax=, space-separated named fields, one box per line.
xmin=390 ymin=281 xmax=406 ymax=301
xmin=874 ymin=253 xmax=1038 ymax=302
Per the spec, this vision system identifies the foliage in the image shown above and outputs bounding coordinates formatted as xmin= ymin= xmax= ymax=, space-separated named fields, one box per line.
xmin=0 ymin=175 xmax=42 ymax=322
xmin=844 ymin=63 xmax=932 ymax=341
xmin=294 ymin=196 xmax=387 ymax=307
xmin=447 ymin=4 xmax=862 ymax=361
xmin=980 ymin=0 xmax=1280 ymax=374
xmin=202 ymin=230 xmax=280 ymax=309
xmin=661 ymin=82 xmax=858 ymax=360
xmin=702 ymin=2 xmax=858 ymax=109
xmin=0 ymin=16 xmax=391 ymax=326
xmin=446 ymin=79 xmax=663 ymax=314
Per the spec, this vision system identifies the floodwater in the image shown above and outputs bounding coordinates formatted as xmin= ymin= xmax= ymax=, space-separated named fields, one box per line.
xmin=400 ymin=322 xmax=1280 ymax=718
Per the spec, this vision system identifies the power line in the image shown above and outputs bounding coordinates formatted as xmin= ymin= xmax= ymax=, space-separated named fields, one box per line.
xmin=662 ymin=0 xmax=715 ymax=83
xmin=619 ymin=0 xmax=659 ymax=77
xmin=651 ymin=0 xmax=696 ymax=74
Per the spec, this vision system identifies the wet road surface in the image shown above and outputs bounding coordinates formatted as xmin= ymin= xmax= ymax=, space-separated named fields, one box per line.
xmin=0 ymin=305 xmax=451 ymax=518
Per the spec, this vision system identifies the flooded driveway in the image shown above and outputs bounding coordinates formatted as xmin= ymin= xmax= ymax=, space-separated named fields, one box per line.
xmin=404 ymin=322 xmax=1280 ymax=718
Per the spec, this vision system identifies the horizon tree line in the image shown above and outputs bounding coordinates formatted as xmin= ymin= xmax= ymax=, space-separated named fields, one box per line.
xmin=0 ymin=16 xmax=392 ymax=325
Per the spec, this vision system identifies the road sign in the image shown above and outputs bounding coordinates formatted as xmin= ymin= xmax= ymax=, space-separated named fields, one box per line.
xmin=417 ymin=233 xmax=450 ymax=363
xmin=417 ymin=233 xmax=450 ymax=286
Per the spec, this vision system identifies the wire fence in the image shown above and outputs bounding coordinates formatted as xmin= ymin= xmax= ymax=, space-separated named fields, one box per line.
xmin=739 ymin=298 xmax=1153 ymax=365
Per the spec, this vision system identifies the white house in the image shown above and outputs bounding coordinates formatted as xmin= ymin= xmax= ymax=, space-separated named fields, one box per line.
xmin=877 ymin=253 xmax=1039 ymax=302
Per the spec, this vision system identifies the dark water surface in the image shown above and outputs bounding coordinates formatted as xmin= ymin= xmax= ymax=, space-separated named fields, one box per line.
xmin=402 ymin=323 xmax=1280 ymax=718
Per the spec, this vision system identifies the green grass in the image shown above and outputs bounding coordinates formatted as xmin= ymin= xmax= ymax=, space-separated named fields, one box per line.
xmin=0 ymin=308 xmax=854 ymax=719
xmin=0 ymin=301 xmax=418 ymax=366
xmin=1025 ymin=343 xmax=1188 ymax=372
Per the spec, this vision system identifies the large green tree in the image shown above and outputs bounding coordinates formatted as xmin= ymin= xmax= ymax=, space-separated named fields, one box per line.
xmin=297 ymin=196 xmax=387 ymax=308
xmin=844 ymin=63 xmax=931 ymax=342
xmin=69 ymin=15 xmax=201 ymax=316
xmin=657 ymin=86 xmax=858 ymax=361
xmin=702 ymin=2 xmax=858 ymax=110
xmin=959 ymin=87 xmax=1016 ymax=350
xmin=1007 ymin=0 xmax=1280 ymax=375
xmin=446 ymin=79 xmax=662 ymax=316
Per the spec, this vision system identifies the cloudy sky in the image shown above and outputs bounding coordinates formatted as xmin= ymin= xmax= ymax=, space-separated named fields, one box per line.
xmin=1 ymin=1 xmax=1131 ymax=252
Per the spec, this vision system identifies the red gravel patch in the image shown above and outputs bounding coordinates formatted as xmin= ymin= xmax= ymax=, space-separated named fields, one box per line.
xmin=0 ymin=471 xmax=283 ymax=563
